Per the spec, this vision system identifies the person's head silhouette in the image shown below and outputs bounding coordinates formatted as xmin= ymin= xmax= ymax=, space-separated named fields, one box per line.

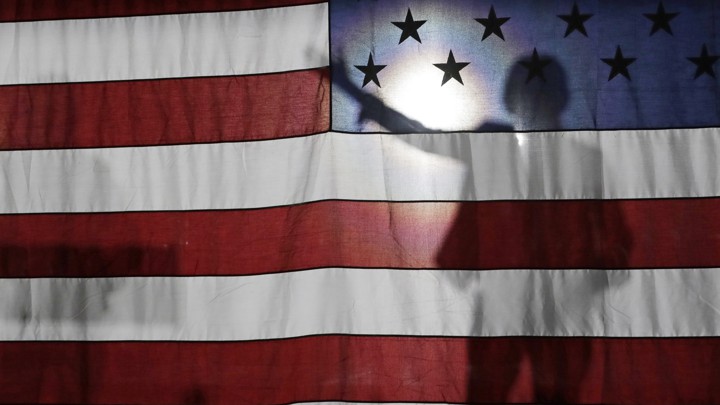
xmin=503 ymin=54 xmax=568 ymax=130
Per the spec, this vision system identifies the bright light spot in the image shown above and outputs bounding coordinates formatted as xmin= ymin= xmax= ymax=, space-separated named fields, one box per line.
xmin=383 ymin=59 xmax=486 ymax=131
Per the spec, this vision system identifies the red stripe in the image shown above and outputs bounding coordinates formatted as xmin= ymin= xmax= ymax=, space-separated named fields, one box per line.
xmin=0 ymin=69 xmax=329 ymax=150
xmin=1 ymin=336 xmax=718 ymax=405
xmin=2 ymin=198 xmax=719 ymax=277
xmin=0 ymin=0 xmax=324 ymax=22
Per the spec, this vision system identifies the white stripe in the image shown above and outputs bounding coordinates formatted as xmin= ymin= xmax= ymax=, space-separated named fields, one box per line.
xmin=0 ymin=4 xmax=328 ymax=85
xmin=2 ymin=129 xmax=719 ymax=213
xmin=1 ymin=268 xmax=718 ymax=341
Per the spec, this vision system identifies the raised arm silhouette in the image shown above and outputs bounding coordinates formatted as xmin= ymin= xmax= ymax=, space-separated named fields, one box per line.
xmin=333 ymin=55 xmax=433 ymax=133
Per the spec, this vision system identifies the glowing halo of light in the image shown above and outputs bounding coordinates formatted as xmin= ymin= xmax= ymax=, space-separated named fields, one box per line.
xmin=331 ymin=0 xmax=545 ymax=132
xmin=380 ymin=51 xmax=489 ymax=131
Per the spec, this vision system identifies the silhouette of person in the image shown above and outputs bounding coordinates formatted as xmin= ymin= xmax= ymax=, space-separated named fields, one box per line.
xmin=333 ymin=51 xmax=632 ymax=402
xmin=435 ymin=55 xmax=632 ymax=403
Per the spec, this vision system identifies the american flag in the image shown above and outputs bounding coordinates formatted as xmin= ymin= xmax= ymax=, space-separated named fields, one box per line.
xmin=1 ymin=0 xmax=720 ymax=404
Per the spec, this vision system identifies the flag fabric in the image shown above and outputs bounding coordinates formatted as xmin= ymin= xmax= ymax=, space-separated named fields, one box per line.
xmin=1 ymin=1 xmax=720 ymax=404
